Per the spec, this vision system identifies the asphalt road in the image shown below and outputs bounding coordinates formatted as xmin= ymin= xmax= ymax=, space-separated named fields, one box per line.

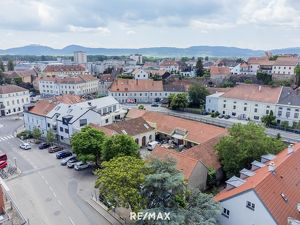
xmin=0 ymin=117 xmax=112 ymax=225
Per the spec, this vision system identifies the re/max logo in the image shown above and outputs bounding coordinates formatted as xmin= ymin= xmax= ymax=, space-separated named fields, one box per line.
xmin=130 ymin=212 xmax=171 ymax=221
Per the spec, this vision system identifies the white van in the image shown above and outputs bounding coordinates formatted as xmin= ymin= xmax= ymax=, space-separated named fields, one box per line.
xmin=147 ymin=141 xmax=159 ymax=151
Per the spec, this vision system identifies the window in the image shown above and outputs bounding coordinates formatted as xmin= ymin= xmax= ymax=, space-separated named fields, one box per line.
xmin=60 ymin=136 xmax=64 ymax=140
xmin=223 ymin=104 xmax=226 ymax=108
xmin=294 ymin=113 xmax=299 ymax=119
xmin=286 ymin=112 xmax=290 ymax=118
xmin=47 ymin=123 xmax=50 ymax=128
xmin=278 ymin=111 xmax=282 ymax=117
xmin=246 ymin=201 xmax=255 ymax=211
xmin=60 ymin=127 xmax=63 ymax=132
xmin=65 ymin=128 xmax=69 ymax=134
xmin=233 ymin=105 xmax=236 ymax=110
xmin=254 ymin=116 xmax=260 ymax=120
xmin=232 ymin=112 xmax=236 ymax=116
xmin=266 ymin=110 xmax=269 ymax=114
xmin=254 ymin=108 xmax=258 ymax=113
xmin=244 ymin=107 xmax=247 ymax=111
xmin=222 ymin=208 xmax=230 ymax=218
xmin=105 ymin=119 xmax=109 ymax=123
xmin=79 ymin=119 xmax=87 ymax=127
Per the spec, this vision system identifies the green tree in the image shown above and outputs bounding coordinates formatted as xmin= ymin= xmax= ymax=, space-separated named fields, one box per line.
xmin=188 ymin=83 xmax=209 ymax=108
xmin=141 ymin=158 xmax=187 ymax=224
xmin=71 ymin=126 xmax=105 ymax=166
xmin=32 ymin=127 xmax=42 ymax=140
xmin=281 ymin=121 xmax=289 ymax=129
xmin=257 ymin=72 xmax=272 ymax=85
xmin=138 ymin=105 xmax=145 ymax=110
xmin=46 ymin=129 xmax=55 ymax=145
xmin=13 ymin=77 xmax=22 ymax=85
xmin=101 ymin=134 xmax=139 ymax=162
xmin=295 ymin=64 xmax=300 ymax=87
xmin=167 ymin=93 xmax=175 ymax=108
xmin=7 ymin=60 xmax=14 ymax=71
xmin=184 ymin=191 xmax=220 ymax=225
xmin=195 ymin=58 xmax=204 ymax=77
xmin=215 ymin=123 xmax=286 ymax=177
xmin=95 ymin=156 xmax=146 ymax=212
xmin=261 ymin=110 xmax=276 ymax=127
xmin=0 ymin=60 xmax=4 ymax=72
xmin=170 ymin=93 xmax=188 ymax=110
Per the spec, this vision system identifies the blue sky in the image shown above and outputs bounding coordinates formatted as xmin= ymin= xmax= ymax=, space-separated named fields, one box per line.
xmin=0 ymin=0 xmax=300 ymax=50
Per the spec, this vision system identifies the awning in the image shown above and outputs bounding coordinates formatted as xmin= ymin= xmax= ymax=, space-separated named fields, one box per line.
xmin=172 ymin=133 xmax=184 ymax=140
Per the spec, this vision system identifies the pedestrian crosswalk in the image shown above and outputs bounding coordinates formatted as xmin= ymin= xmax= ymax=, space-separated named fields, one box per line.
xmin=0 ymin=135 xmax=14 ymax=142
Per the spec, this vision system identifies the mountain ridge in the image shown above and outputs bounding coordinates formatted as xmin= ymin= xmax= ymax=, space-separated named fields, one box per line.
xmin=0 ymin=44 xmax=299 ymax=57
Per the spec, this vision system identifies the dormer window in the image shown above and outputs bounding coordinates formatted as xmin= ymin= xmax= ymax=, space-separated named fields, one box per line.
xmin=246 ymin=201 xmax=255 ymax=211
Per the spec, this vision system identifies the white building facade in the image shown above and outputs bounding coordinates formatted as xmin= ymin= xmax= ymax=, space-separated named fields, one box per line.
xmin=74 ymin=51 xmax=87 ymax=64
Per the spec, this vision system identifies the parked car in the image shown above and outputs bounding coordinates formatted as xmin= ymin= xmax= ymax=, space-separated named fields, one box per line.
xmin=61 ymin=155 xmax=76 ymax=166
xmin=0 ymin=153 xmax=7 ymax=162
xmin=0 ymin=161 xmax=7 ymax=170
xmin=218 ymin=114 xmax=224 ymax=119
xmin=151 ymin=103 xmax=159 ymax=107
xmin=67 ymin=158 xmax=79 ymax=168
xmin=56 ymin=151 xmax=72 ymax=159
xmin=74 ymin=161 xmax=90 ymax=171
xmin=48 ymin=145 xmax=63 ymax=153
xmin=19 ymin=142 xmax=31 ymax=150
xmin=38 ymin=142 xmax=51 ymax=150
xmin=224 ymin=115 xmax=231 ymax=119
xmin=147 ymin=141 xmax=159 ymax=151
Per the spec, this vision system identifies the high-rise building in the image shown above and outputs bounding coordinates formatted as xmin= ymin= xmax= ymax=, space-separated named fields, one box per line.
xmin=74 ymin=51 xmax=87 ymax=64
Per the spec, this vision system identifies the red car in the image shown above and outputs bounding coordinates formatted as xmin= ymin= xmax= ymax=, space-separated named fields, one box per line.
xmin=0 ymin=160 xmax=8 ymax=170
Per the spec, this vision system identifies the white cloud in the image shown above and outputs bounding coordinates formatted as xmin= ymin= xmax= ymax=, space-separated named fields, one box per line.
xmin=239 ymin=0 xmax=300 ymax=28
xmin=68 ymin=25 xmax=110 ymax=34
xmin=190 ymin=20 xmax=234 ymax=31
xmin=126 ymin=30 xmax=136 ymax=35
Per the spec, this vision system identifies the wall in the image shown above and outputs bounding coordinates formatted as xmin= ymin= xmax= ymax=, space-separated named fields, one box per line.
xmin=188 ymin=162 xmax=208 ymax=191
xmin=218 ymin=190 xmax=276 ymax=225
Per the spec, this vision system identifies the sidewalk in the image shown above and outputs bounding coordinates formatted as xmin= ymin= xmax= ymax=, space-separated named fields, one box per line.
xmin=85 ymin=197 xmax=124 ymax=225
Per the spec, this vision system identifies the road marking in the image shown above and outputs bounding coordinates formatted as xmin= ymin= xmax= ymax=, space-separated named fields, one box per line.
xmin=53 ymin=192 xmax=57 ymax=198
xmin=45 ymin=180 xmax=49 ymax=185
xmin=57 ymin=200 xmax=63 ymax=206
xmin=2 ymin=137 xmax=7 ymax=140
xmin=68 ymin=216 xmax=75 ymax=225
xmin=49 ymin=186 xmax=54 ymax=192
xmin=8 ymin=135 xmax=13 ymax=138
xmin=41 ymin=175 xmax=45 ymax=180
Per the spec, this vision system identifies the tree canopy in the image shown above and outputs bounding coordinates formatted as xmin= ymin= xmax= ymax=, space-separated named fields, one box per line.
xmin=195 ymin=58 xmax=204 ymax=77
xmin=101 ymin=134 xmax=139 ymax=162
xmin=188 ymin=83 xmax=209 ymax=108
xmin=46 ymin=129 xmax=55 ymax=144
xmin=170 ymin=93 xmax=188 ymax=110
xmin=0 ymin=60 xmax=4 ymax=72
xmin=261 ymin=110 xmax=276 ymax=127
xmin=295 ymin=64 xmax=300 ymax=87
xmin=215 ymin=123 xmax=286 ymax=177
xmin=95 ymin=156 xmax=146 ymax=212
xmin=256 ymin=72 xmax=272 ymax=85
xmin=71 ymin=126 xmax=105 ymax=165
xmin=7 ymin=60 xmax=14 ymax=71
xmin=32 ymin=127 xmax=42 ymax=140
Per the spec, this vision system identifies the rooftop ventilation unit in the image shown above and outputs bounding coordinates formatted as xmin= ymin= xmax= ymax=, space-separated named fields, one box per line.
xmin=240 ymin=168 xmax=255 ymax=179
xmin=251 ymin=160 xmax=265 ymax=171
xmin=288 ymin=144 xmax=294 ymax=155
xmin=261 ymin=154 xmax=275 ymax=163
xmin=225 ymin=176 xmax=246 ymax=190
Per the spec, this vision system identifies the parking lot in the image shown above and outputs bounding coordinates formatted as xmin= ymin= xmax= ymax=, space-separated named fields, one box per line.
xmin=0 ymin=126 xmax=112 ymax=225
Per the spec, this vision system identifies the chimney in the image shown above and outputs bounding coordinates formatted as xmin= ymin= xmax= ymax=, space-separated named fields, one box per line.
xmin=258 ymin=85 xmax=262 ymax=92
xmin=288 ymin=144 xmax=294 ymax=154
xmin=268 ymin=161 xmax=276 ymax=174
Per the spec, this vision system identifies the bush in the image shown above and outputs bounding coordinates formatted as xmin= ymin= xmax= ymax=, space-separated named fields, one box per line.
xmin=17 ymin=130 xmax=32 ymax=140
xmin=211 ymin=111 xmax=220 ymax=118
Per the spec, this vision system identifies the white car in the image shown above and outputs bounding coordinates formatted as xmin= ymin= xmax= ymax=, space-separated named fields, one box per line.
xmin=19 ymin=142 xmax=31 ymax=150
xmin=74 ymin=161 xmax=90 ymax=171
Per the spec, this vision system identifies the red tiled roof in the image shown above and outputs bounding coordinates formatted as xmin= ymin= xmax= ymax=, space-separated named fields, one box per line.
xmin=40 ymin=75 xmax=98 ymax=84
xmin=182 ymin=134 xmax=227 ymax=170
xmin=126 ymin=108 xmax=147 ymax=119
xmin=247 ymin=56 xmax=270 ymax=65
xmin=0 ymin=85 xmax=27 ymax=94
xmin=152 ymin=146 xmax=199 ymax=180
xmin=159 ymin=60 xmax=179 ymax=67
xmin=273 ymin=56 xmax=299 ymax=66
xmin=109 ymin=79 xmax=163 ymax=92
xmin=221 ymin=83 xmax=282 ymax=104
xmin=142 ymin=111 xmax=226 ymax=144
xmin=43 ymin=65 xmax=85 ymax=73
xmin=210 ymin=66 xmax=231 ymax=76
xmin=90 ymin=124 xmax=117 ymax=136
xmin=28 ymin=95 xmax=83 ymax=116
xmin=215 ymin=143 xmax=300 ymax=225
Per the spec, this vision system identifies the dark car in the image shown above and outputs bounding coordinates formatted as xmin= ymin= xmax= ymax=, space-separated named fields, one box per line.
xmin=224 ymin=115 xmax=231 ymax=119
xmin=38 ymin=142 xmax=51 ymax=150
xmin=48 ymin=145 xmax=63 ymax=153
xmin=151 ymin=103 xmax=159 ymax=107
xmin=56 ymin=151 xmax=72 ymax=159
xmin=218 ymin=114 xmax=224 ymax=119
xmin=0 ymin=153 xmax=7 ymax=162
